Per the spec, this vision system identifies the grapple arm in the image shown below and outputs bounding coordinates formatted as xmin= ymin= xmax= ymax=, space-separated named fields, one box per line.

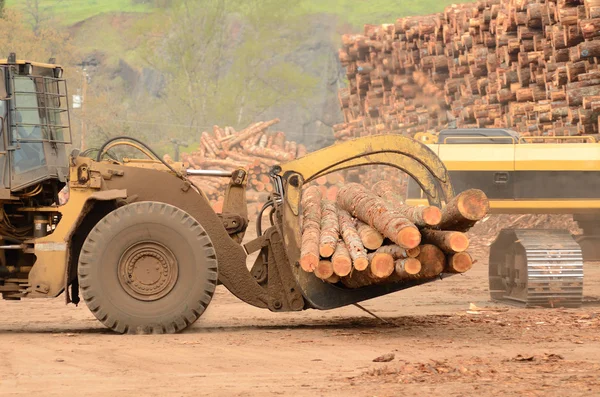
xmin=273 ymin=135 xmax=456 ymax=309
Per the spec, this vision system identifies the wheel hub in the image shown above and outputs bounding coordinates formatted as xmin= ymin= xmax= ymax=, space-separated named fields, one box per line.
xmin=118 ymin=241 xmax=178 ymax=301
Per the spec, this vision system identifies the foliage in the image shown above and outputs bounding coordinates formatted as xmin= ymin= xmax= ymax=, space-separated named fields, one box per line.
xmin=136 ymin=0 xmax=319 ymax=143
xmin=302 ymin=0 xmax=461 ymax=28
xmin=6 ymin=0 xmax=152 ymax=25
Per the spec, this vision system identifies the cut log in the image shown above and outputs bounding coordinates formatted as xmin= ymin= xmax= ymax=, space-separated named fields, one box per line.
xmin=319 ymin=200 xmax=339 ymax=258
xmin=420 ymin=229 xmax=470 ymax=253
xmin=337 ymin=183 xmax=421 ymax=248
xmin=446 ymin=252 xmax=474 ymax=273
xmin=395 ymin=257 xmax=422 ymax=277
xmin=437 ymin=189 xmax=489 ymax=232
xmin=325 ymin=273 xmax=340 ymax=284
xmin=371 ymin=180 xmax=405 ymax=204
xmin=314 ymin=260 xmax=334 ymax=280
xmin=372 ymin=180 xmax=442 ymax=226
xmin=367 ymin=252 xmax=395 ymax=278
xmin=416 ymin=244 xmax=446 ymax=278
xmin=332 ymin=240 xmax=353 ymax=277
xmin=338 ymin=209 xmax=369 ymax=270
xmin=373 ymin=244 xmax=420 ymax=259
xmin=356 ymin=220 xmax=384 ymax=250
xmin=299 ymin=186 xmax=322 ymax=272
xmin=222 ymin=119 xmax=280 ymax=150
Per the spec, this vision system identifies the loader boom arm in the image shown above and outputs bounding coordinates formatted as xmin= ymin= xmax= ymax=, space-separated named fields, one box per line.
xmin=272 ymin=135 xmax=457 ymax=310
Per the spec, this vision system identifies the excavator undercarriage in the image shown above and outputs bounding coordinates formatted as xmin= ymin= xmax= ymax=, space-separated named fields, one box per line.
xmin=489 ymin=229 xmax=584 ymax=308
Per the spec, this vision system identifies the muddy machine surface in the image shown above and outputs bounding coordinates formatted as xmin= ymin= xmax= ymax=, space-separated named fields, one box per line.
xmin=0 ymin=57 xmax=458 ymax=334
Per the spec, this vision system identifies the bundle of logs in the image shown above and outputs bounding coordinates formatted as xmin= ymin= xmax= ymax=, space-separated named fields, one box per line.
xmin=299 ymin=180 xmax=489 ymax=288
xmin=335 ymin=0 xmax=600 ymax=140
xmin=179 ymin=119 xmax=311 ymax=216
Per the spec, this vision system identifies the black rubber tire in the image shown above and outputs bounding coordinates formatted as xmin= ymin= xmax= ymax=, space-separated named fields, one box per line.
xmin=78 ymin=201 xmax=218 ymax=334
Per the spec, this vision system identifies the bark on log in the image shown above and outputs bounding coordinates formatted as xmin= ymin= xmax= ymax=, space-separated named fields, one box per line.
xmin=223 ymin=119 xmax=280 ymax=150
xmin=338 ymin=209 xmax=369 ymax=270
xmin=325 ymin=273 xmax=340 ymax=284
xmin=356 ymin=220 xmax=384 ymax=250
xmin=319 ymin=200 xmax=339 ymax=258
xmin=395 ymin=257 xmax=422 ymax=277
xmin=337 ymin=183 xmax=421 ymax=248
xmin=371 ymin=180 xmax=442 ymax=227
xmin=420 ymin=229 xmax=470 ymax=253
xmin=373 ymin=244 xmax=420 ymax=259
xmin=332 ymin=240 xmax=353 ymax=277
xmin=437 ymin=189 xmax=490 ymax=232
xmin=300 ymin=186 xmax=322 ymax=272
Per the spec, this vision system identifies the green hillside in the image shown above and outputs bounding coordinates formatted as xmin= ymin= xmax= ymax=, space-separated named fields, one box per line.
xmin=7 ymin=0 xmax=458 ymax=27
xmin=301 ymin=0 xmax=460 ymax=27
xmin=5 ymin=0 xmax=152 ymax=25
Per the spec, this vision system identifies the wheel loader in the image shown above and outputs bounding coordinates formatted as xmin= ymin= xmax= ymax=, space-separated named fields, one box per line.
xmin=407 ymin=128 xmax=600 ymax=308
xmin=0 ymin=55 xmax=459 ymax=334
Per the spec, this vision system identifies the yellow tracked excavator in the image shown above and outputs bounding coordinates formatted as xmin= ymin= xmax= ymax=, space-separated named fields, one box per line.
xmin=407 ymin=128 xmax=600 ymax=308
xmin=0 ymin=55 xmax=461 ymax=334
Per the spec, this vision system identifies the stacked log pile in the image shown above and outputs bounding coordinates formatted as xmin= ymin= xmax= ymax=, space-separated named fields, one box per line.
xmin=179 ymin=119 xmax=313 ymax=216
xmin=180 ymin=119 xmax=416 ymax=220
xmin=335 ymin=0 xmax=600 ymax=139
xmin=300 ymin=180 xmax=489 ymax=287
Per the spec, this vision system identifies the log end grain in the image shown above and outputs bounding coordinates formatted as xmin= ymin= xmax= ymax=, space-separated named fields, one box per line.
xmin=422 ymin=206 xmax=442 ymax=226
xmin=353 ymin=257 xmax=369 ymax=271
xmin=396 ymin=257 xmax=422 ymax=275
xmin=417 ymin=244 xmax=446 ymax=278
xmin=448 ymin=232 xmax=470 ymax=252
xmin=447 ymin=252 xmax=474 ymax=273
xmin=407 ymin=246 xmax=421 ymax=258
xmin=299 ymin=253 xmax=319 ymax=272
xmin=397 ymin=226 xmax=422 ymax=249
xmin=332 ymin=240 xmax=353 ymax=277
xmin=319 ymin=245 xmax=336 ymax=258
xmin=456 ymin=189 xmax=490 ymax=221
xmin=314 ymin=260 xmax=334 ymax=280
xmin=369 ymin=253 xmax=395 ymax=278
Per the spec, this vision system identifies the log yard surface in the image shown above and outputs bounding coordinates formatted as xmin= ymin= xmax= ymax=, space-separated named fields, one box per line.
xmin=0 ymin=219 xmax=598 ymax=397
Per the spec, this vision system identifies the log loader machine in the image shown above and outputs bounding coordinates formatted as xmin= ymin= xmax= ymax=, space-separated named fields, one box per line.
xmin=407 ymin=128 xmax=600 ymax=308
xmin=0 ymin=55 xmax=460 ymax=334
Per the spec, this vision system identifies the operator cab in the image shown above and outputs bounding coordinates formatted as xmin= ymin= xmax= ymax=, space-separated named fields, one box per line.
xmin=0 ymin=53 xmax=71 ymax=199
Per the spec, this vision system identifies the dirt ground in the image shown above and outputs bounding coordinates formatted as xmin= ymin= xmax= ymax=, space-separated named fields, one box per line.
xmin=0 ymin=234 xmax=599 ymax=396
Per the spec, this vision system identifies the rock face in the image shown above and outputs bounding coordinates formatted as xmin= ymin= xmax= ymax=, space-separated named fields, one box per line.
xmin=259 ymin=15 xmax=347 ymax=150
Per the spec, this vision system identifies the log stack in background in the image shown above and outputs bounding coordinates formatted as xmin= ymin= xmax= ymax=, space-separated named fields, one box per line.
xmin=179 ymin=119 xmax=305 ymax=216
xmin=335 ymin=0 xmax=600 ymax=140
xmin=178 ymin=119 xmax=343 ymax=217
xmin=299 ymin=180 xmax=490 ymax=287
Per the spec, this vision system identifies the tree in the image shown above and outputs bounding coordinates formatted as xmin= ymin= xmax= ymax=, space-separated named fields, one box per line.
xmin=137 ymin=0 xmax=318 ymax=142
xmin=24 ymin=0 xmax=52 ymax=34
xmin=0 ymin=0 xmax=5 ymax=18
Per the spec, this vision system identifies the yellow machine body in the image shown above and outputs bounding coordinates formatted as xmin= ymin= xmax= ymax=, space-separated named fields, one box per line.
xmin=405 ymin=130 xmax=598 ymax=308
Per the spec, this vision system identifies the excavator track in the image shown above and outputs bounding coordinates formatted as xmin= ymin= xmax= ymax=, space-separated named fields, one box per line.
xmin=489 ymin=229 xmax=583 ymax=308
